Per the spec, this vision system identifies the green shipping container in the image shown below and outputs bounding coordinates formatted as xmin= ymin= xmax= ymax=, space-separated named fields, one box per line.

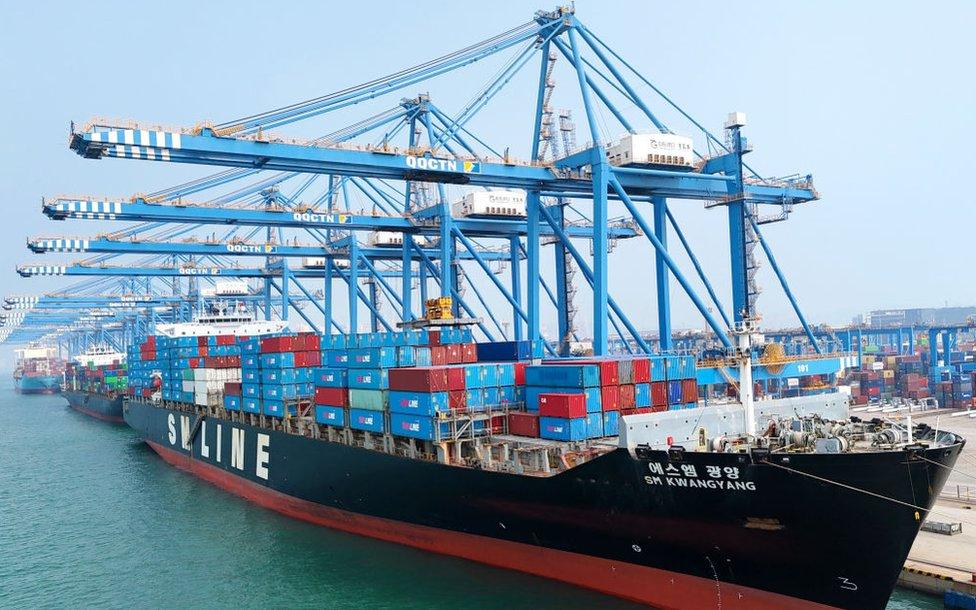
xmin=348 ymin=389 xmax=388 ymax=411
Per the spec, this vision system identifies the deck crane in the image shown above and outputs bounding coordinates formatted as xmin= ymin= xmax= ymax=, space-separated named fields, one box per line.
xmin=51 ymin=6 xmax=826 ymax=365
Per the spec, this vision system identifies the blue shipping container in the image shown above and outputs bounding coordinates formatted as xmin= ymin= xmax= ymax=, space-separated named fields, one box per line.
xmin=349 ymin=408 xmax=385 ymax=433
xmin=524 ymin=364 xmax=600 ymax=388
xmin=483 ymin=386 xmax=500 ymax=407
xmin=481 ymin=364 xmax=499 ymax=387
xmin=388 ymin=391 xmax=450 ymax=416
xmin=498 ymin=385 xmax=517 ymax=406
xmin=603 ymin=410 xmax=620 ymax=436
xmin=586 ymin=412 xmax=603 ymax=438
xmin=635 ymin=383 xmax=651 ymax=407
xmin=261 ymin=368 xmax=299 ymax=384
xmin=223 ymin=395 xmax=241 ymax=411
xmin=323 ymin=350 xmax=351 ymax=368
xmin=350 ymin=347 xmax=397 ymax=368
xmin=414 ymin=347 xmax=432 ymax=367
xmin=475 ymin=340 xmax=529 ymax=362
xmin=315 ymin=405 xmax=345 ymax=426
xmin=259 ymin=352 xmax=296 ymax=368
xmin=668 ymin=380 xmax=682 ymax=404
xmin=313 ymin=368 xmax=348 ymax=387
xmin=347 ymin=368 xmax=389 ymax=390
xmin=263 ymin=399 xmax=296 ymax=417
xmin=496 ymin=363 xmax=516 ymax=387
xmin=243 ymin=398 xmax=262 ymax=414
xmin=262 ymin=384 xmax=298 ymax=400
xmin=463 ymin=364 xmax=484 ymax=389
xmin=390 ymin=413 xmax=450 ymax=441
xmin=539 ymin=417 xmax=587 ymax=442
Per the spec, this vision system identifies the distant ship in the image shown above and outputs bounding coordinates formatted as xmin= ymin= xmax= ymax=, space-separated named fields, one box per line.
xmin=13 ymin=346 xmax=63 ymax=394
xmin=63 ymin=345 xmax=128 ymax=423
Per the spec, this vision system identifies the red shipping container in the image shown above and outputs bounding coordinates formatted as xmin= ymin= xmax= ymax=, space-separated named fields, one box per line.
xmin=198 ymin=345 xmax=209 ymax=357
xmin=144 ymin=335 xmax=156 ymax=347
xmin=314 ymin=387 xmax=348 ymax=406
xmin=600 ymin=385 xmax=621 ymax=411
xmin=427 ymin=329 xmax=441 ymax=347
xmin=446 ymin=367 xmax=466 ymax=391
xmin=292 ymin=334 xmax=307 ymax=351
xmin=681 ymin=379 xmax=698 ymax=403
xmin=260 ymin=335 xmax=294 ymax=353
xmin=461 ymin=343 xmax=477 ymax=363
xmin=538 ymin=393 xmax=587 ymax=418
xmin=514 ymin=362 xmax=527 ymax=386
xmin=302 ymin=333 xmax=321 ymax=352
xmin=449 ymin=390 xmax=467 ymax=410
xmin=651 ymin=381 xmax=668 ymax=407
xmin=225 ymin=356 xmax=241 ymax=368
xmin=224 ymin=382 xmax=242 ymax=396
xmin=488 ymin=414 xmax=506 ymax=433
xmin=189 ymin=357 xmax=203 ymax=368
xmin=294 ymin=351 xmax=321 ymax=368
xmin=508 ymin=412 xmax=540 ymax=437
xmin=430 ymin=346 xmax=448 ymax=365
xmin=620 ymin=407 xmax=653 ymax=416
xmin=197 ymin=336 xmax=209 ymax=347
xmin=445 ymin=343 xmax=462 ymax=364
xmin=631 ymin=358 xmax=651 ymax=383
xmin=389 ymin=367 xmax=451 ymax=392
xmin=216 ymin=335 xmax=235 ymax=346
xmin=619 ymin=384 xmax=636 ymax=409
xmin=650 ymin=405 xmax=667 ymax=413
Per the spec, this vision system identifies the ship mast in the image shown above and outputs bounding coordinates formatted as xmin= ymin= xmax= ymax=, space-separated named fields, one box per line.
xmin=733 ymin=317 xmax=763 ymax=438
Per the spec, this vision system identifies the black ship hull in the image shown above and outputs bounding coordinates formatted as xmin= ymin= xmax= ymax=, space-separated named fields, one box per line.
xmin=124 ymin=399 xmax=964 ymax=610
xmin=64 ymin=390 xmax=124 ymax=423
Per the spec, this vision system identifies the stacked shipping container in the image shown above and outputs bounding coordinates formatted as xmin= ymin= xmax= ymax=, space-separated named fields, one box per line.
xmin=124 ymin=329 xmax=703 ymax=443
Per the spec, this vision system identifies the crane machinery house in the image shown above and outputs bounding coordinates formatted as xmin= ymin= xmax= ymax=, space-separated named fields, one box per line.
xmin=606 ymin=132 xmax=695 ymax=169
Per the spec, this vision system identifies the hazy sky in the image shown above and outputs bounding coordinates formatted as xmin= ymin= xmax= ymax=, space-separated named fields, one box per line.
xmin=1 ymin=1 xmax=974 ymax=363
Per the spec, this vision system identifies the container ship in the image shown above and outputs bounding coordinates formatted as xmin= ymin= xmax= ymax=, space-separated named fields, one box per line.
xmin=62 ymin=345 xmax=129 ymax=423
xmin=120 ymin=321 xmax=965 ymax=610
xmin=13 ymin=346 xmax=64 ymax=394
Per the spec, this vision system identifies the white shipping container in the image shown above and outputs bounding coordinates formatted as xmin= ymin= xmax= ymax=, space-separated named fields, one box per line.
xmin=605 ymin=133 xmax=694 ymax=168
xmin=302 ymin=257 xmax=350 ymax=269
xmin=182 ymin=380 xmax=194 ymax=393
xmin=194 ymin=390 xmax=221 ymax=407
xmin=452 ymin=190 xmax=527 ymax=218
xmin=215 ymin=280 xmax=249 ymax=296
xmin=367 ymin=231 xmax=403 ymax=247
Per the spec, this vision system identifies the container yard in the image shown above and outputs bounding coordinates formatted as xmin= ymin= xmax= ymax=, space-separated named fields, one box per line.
xmin=1 ymin=4 xmax=974 ymax=610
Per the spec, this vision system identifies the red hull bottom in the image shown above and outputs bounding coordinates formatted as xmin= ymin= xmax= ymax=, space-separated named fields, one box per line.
xmin=68 ymin=403 xmax=124 ymax=424
xmin=146 ymin=441 xmax=838 ymax=610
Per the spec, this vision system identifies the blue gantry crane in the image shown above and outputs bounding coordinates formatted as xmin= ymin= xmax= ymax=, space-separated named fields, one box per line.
xmin=7 ymin=7 xmax=834 ymax=388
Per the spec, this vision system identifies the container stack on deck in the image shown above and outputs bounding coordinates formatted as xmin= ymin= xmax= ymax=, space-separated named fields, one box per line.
xmin=127 ymin=336 xmax=161 ymax=398
xmin=309 ymin=330 xmax=526 ymax=441
xmin=515 ymin=354 xmax=698 ymax=442
xmin=234 ymin=333 xmax=319 ymax=417
xmin=65 ymin=359 xmax=127 ymax=394
xmin=124 ymin=329 xmax=706 ymax=444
